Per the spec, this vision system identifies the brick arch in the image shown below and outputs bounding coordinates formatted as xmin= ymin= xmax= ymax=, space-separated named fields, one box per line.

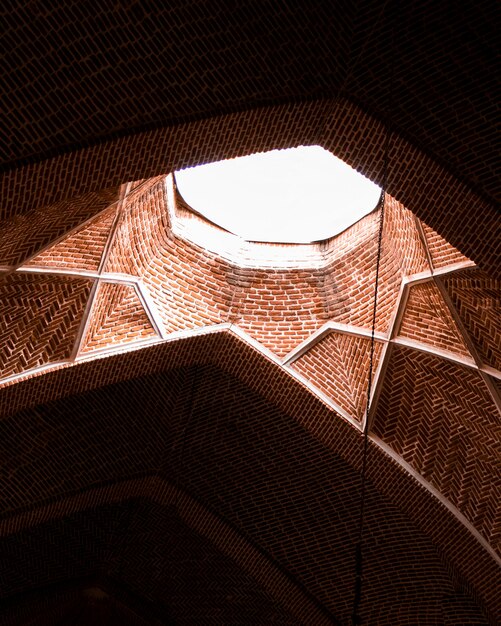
xmin=0 ymin=476 xmax=329 ymax=626
xmin=1 ymin=99 xmax=498 ymax=279
xmin=0 ymin=331 xmax=498 ymax=623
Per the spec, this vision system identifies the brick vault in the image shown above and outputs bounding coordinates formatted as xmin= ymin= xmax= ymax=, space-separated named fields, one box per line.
xmin=0 ymin=2 xmax=500 ymax=625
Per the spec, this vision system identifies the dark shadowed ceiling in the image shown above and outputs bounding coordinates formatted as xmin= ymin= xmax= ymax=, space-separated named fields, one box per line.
xmin=0 ymin=1 xmax=500 ymax=624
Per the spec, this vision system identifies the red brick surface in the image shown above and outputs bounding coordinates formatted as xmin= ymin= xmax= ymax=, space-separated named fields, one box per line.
xmin=0 ymin=334 xmax=497 ymax=625
xmin=25 ymin=204 xmax=117 ymax=272
xmin=0 ymin=187 xmax=120 ymax=268
xmin=1 ymin=4 xmax=500 ymax=622
xmin=397 ymin=281 xmax=471 ymax=357
xmin=422 ymin=222 xmax=471 ymax=270
xmin=292 ymin=332 xmax=384 ymax=421
xmin=443 ymin=269 xmax=501 ymax=371
xmin=373 ymin=345 xmax=500 ymax=552
xmin=0 ymin=273 xmax=92 ymax=378
xmin=80 ymin=282 xmax=157 ymax=354
xmin=0 ymin=172 xmax=497 ymax=622
xmin=0 ymin=169 xmax=497 ymax=624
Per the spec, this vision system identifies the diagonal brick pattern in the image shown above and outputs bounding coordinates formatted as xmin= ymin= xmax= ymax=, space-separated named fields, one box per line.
xmin=397 ymin=281 xmax=471 ymax=357
xmin=0 ymin=187 xmax=120 ymax=267
xmin=422 ymin=222 xmax=471 ymax=270
xmin=0 ymin=359 xmax=491 ymax=625
xmin=80 ymin=282 xmax=157 ymax=355
xmin=0 ymin=273 xmax=93 ymax=378
xmin=443 ymin=269 xmax=501 ymax=371
xmin=0 ymin=3 xmax=500 ymax=623
xmin=292 ymin=332 xmax=384 ymax=421
xmin=373 ymin=345 xmax=501 ymax=552
xmin=24 ymin=204 xmax=117 ymax=272
xmin=0 ymin=332 xmax=498 ymax=623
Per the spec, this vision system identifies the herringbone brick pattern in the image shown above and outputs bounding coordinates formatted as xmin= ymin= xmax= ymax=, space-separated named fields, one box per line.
xmin=373 ymin=345 xmax=501 ymax=552
xmin=0 ymin=273 xmax=92 ymax=378
xmin=80 ymin=283 xmax=157 ymax=354
xmin=397 ymin=281 xmax=471 ymax=357
xmin=0 ymin=357 xmax=491 ymax=624
xmin=292 ymin=332 xmax=384 ymax=421
xmin=320 ymin=97 xmax=499 ymax=279
xmin=0 ymin=332 xmax=498 ymax=623
xmin=0 ymin=187 xmax=120 ymax=267
xmin=443 ymin=269 xmax=501 ymax=371
xmin=25 ymin=204 xmax=117 ymax=272
xmin=0 ymin=3 xmax=500 ymax=622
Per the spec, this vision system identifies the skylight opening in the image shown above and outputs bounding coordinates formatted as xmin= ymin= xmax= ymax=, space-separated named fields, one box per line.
xmin=175 ymin=146 xmax=381 ymax=244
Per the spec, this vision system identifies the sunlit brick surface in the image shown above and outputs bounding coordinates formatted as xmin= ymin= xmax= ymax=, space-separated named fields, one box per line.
xmin=397 ymin=281 xmax=471 ymax=358
xmin=80 ymin=282 xmax=157 ymax=354
xmin=382 ymin=197 xmax=430 ymax=276
xmin=25 ymin=204 xmax=117 ymax=272
xmin=0 ymin=335 xmax=497 ymax=624
xmin=0 ymin=161 xmax=499 ymax=624
xmin=422 ymin=222 xmax=471 ymax=270
xmin=1 ymin=4 xmax=500 ymax=622
xmin=321 ymin=207 xmax=401 ymax=334
xmin=292 ymin=333 xmax=384 ymax=421
xmin=443 ymin=269 xmax=501 ymax=371
xmin=0 ymin=273 xmax=92 ymax=378
xmin=0 ymin=187 xmax=120 ymax=268
xmin=373 ymin=345 xmax=500 ymax=551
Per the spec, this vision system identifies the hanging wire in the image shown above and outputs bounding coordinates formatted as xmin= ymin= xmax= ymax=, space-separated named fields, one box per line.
xmin=351 ymin=16 xmax=394 ymax=623
xmin=351 ymin=182 xmax=387 ymax=626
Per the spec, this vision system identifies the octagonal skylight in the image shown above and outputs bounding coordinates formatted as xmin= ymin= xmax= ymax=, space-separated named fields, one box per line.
xmin=175 ymin=146 xmax=381 ymax=243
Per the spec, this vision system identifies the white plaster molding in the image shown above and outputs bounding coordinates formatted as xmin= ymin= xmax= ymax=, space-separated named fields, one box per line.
xmin=432 ymin=260 xmax=476 ymax=276
xmin=0 ymin=360 xmax=72 ymax=388
xmin=228 ymin=325 xmax=361 ymax=429
xmin=134 ymin=281 xmax=167 ymax=339
xmin=166 ymin=174 xmax=378 ymax=271
xmin=481 ymin=365 xmax=501 ymax=381
xmin=69 ymin=279 xmax=101 ymax=361
xmin=70 ymin=183 xmax=131 ymax=360
xmin=434 ymin=275 xmax=501 ymax=414
xmin=1 ymin=318 xmax=498 ymax=568
xmin=364 ymin=341 xmax=393 ymax=432
xmin=282 ymin=321 xmax=386 ymax=366
xmin=391 ymin=336 xmax=477 ymax=368
xmin=18 ymin=266 xmax=101 ymax=280
xmin=15 ymin=267 xmax=142 ymax=286
xmin=414 ymin=216 xmax=435 ymax=273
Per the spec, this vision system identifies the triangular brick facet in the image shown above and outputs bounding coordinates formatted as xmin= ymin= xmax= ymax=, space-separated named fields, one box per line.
xmin=24 ymin=205 xmax=116 ymax=272
xmin=443 ymin=269 xmax=501 ymax=371
xmin=421 ymin=222 xmax=470 ymax=270
xmin=398 ymin=281 xmax=470 ymax=358
xmin=80 ymin=282 xmax=157 ymax=354
xmin=292 ymin=332 xmax=383 ymax=421
xmin=0 ymin=273 xmax=92 ymax=379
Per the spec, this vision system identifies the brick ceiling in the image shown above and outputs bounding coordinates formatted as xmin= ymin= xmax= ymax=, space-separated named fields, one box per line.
xmin=0 ymin=2 xmax=500 ymax=624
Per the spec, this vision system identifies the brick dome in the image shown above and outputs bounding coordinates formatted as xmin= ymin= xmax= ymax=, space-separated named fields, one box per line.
xmin=0 ymin=2 xmax=499 ymax=624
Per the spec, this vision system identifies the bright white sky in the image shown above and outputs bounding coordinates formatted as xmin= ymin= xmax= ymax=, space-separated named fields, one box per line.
xmin=175 ymin=146 xmax=381 ymax=243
